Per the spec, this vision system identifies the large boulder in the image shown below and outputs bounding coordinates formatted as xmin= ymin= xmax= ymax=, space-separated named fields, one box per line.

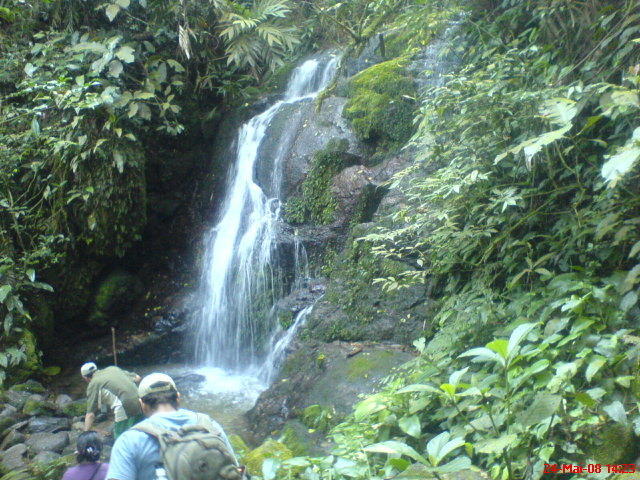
xmin=3 ymin=388 xmax=31 ymax=410
xmin=26 ymin=431 xmax=70 ymax=454
xmin=247 ymin=342 xmax=413 ymax=440
xmin=0 ymin=430 xmax=25 ymax=450
xmin=32 ymin=451 xmax=62 ymax=464
xmin=22 ymin=395 xmax=57 ymax=416
xmin=0 ymin=443 xmax=27 ymax=470
xmin=26 ymin=416 xmax=70 ymax=434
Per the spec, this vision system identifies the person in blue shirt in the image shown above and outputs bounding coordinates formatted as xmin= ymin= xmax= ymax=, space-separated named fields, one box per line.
xmin=107 ymin=372 xmax=235 ymax=480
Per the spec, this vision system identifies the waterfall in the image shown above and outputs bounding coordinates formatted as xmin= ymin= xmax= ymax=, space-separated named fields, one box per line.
xmin=194 ymin=55 xmax=339 ymax=376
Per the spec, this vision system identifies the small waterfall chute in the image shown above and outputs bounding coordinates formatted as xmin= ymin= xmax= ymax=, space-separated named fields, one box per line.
xmin=194 ymin=54 xmax=339 ymax=378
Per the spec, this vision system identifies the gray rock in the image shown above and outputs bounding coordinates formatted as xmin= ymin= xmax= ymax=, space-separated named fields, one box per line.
xmin=32 ymin=450 xmax=61 ymax=464
xmin=26 ymin=416 xmax=70 ymax=434
xmin=26 ymin=431 xmax=70 ymax=454
xmin=0 ymin=416 xmax=18 ymax=438
xmin=248 ymin=342 xmax=413 ymax=440
xmin=0 ymin=429 xmax=26 ymax=450
xmin=3 ymin=390 xmax=31 ymax=410
xmin=0 ymin=443 xmax=27 ymax=470
xmin=55 ymin=394 xmax=73 ymax=409
xmin=0 ymin=404 xmax=18 ymax=420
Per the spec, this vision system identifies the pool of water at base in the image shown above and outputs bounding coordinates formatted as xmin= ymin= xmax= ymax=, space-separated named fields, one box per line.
xmin=136 ymin=363 xmax=268 ymax=439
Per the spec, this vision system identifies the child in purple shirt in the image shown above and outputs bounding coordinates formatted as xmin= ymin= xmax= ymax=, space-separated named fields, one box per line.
xmin=62 ymin=431 xmax=109 ymax=480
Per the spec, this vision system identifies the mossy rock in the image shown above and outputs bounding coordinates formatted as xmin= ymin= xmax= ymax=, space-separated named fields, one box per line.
xmin=11 ymin=380 xmax=45 ymax=394
xmin=278 ymin=420 xmax=322 ymax=456
xmin=283 ymin=139 xmax=355 ymax=226
xmin=343 ymin=57 xmax=417 ymax=148
xmin=62 ymin=400 xmax=87 ymax=418
xmin=0 ymin=416 xmax=17 ymax=438
xmin=22 ymin=398 xmax=56 ymax=416
xmin=89 ymin=270 xmax=142 ymax=325
xmin=243 ymin=439 xmax=293 ymax=475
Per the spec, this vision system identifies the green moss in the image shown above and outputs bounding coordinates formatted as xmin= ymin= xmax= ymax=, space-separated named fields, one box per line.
xmin=0 ymin=416 xmax=16 ymax=438
xmin=11 ymin=379 xmax=45 ymax=393
xmin=279 ymin=423 xmax=311 ymax=456
xmin=346 ymin=351 xmax=394 ymax=380
xmin=278 ymin=311 xmax=294 ymax=330
xmin=243 ymin=439 xmax=293 ymax=475
xmin=22 ymin=397 xmax=56 ymax=416
xmin=89 ymin=270 xmax=142 ymax=325
xmin=283 ymin=139 xmax=350 ymax=225
xmin=62 ymin=400 xmax=87 ymax=417
xmin=343 ymin=57 xmax=417 ymax=149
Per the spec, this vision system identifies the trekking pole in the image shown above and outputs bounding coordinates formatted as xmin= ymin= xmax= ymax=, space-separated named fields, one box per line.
xmin=111 ymin=327 xmax=118 ymax=366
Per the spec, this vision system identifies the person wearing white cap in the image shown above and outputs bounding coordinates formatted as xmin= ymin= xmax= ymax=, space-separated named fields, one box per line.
xmin=107 ymin=372 xmax=236 ymax=480
xmin=80 ymin=362 xmax=143 ymax=439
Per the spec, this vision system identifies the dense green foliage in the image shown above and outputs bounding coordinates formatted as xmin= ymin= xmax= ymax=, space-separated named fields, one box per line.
xmin=249 ymin=0 xmax=640 ymax=479
xmin=0 ymin=0 xmax=302 ymax=384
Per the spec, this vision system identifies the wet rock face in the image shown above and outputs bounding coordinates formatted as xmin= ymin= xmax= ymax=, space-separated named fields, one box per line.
xmin=26 ymin=431 xmax=70 ymax=454
xmin=246 ymin=342 xmax=413 ymax=440
xmin=1 ymin=443 xmax=28 ymax=470
xmin=255 ymin=96 xmax=361 ymax=201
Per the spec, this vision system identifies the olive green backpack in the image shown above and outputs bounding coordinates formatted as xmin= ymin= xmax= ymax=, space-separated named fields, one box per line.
xmin=134 ymin=413 xmax=246 ymax=480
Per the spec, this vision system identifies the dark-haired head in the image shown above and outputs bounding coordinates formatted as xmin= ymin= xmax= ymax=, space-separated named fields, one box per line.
xmin=76 ymin=431 xmax=102 ymax=463
xmin=141 ymin=388 xmax=179 ymax=411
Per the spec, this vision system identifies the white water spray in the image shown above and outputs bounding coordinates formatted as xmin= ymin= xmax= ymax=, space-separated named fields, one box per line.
xmin=194 ymin=55 xmax=338 ymax=377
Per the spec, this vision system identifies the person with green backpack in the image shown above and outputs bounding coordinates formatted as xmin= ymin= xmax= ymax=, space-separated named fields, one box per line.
xmin=107 ymin=372 xmax=245 ymax=480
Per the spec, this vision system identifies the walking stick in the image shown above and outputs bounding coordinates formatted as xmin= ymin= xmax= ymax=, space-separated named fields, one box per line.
xmin=111 ymin=327 xmax=118 ymax=366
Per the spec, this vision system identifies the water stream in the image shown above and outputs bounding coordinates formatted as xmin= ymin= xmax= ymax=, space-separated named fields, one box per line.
xmin=192 ymin=54 xmax=338 ymax=393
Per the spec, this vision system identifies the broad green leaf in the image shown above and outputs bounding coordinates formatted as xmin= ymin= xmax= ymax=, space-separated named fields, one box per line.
xmin=487 ymin=339 xmax=508 ymax=359
xmin=585 ymin=355 xmax=606 ymax=381
xmin=115 ymin=0 xmax=130 ymax=7
xmin=399 ymin=415 xmax=421 ymax=438
xmin=26 ymin=269 xmax=35 ymax=282
xmin=436 ymin=456 xmax=471 ymax=473
xmin=459 ymin=347 xmax=504 ymax=366
xmin=602 ymin=144 xmax=640 ymax=185
xmin=603 ymin=400 xmax=628 ymax=424
xmin=507 ymin=323 xmax=535 ymax=358
xmin=620 ymin=290 xmax=638 ymax=312
xmin=106 ymin=3 xmax=120 ymax=22
xmin=31 ymin=117 xmax=40 ymax=136
xmin=0 ymin=285 xmax=12 ymax=303
xmin=398 ymin=384 xmax=441 ymax=394
xmin=262 ymin=458 xmax=280 ymax=480
xmin=540 ymin=98 xmax=578 ymax=125
xmin=575 ymin=392 xmax=596 ymax=408
xmin=113 ymin=150 xmax=125 ymax=173
xmin=116 ymin=45 xmax=135 ymax=63
xmin=42 ymin=366 xmax=61 ymax=376
xmin=517 ymin=392 xmax=561 ymax=427
xmin=364 ymin=440 xmax=427 ymax=465
xmin=475 ymin=434 xmax=517 ymax=454
xmin=449 ymin=367 xmax=468 ymax=386
xmin=108 ymin=59 xmax=123 ymax=77
xmin=354 ymin=396 xmax=386 ymax=420
xmin=24 ymin=63 xmax=36 ymax=77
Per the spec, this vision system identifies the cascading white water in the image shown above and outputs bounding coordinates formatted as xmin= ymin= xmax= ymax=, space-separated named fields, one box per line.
xmin=195 ymin=55 xmax=338 ymax=377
